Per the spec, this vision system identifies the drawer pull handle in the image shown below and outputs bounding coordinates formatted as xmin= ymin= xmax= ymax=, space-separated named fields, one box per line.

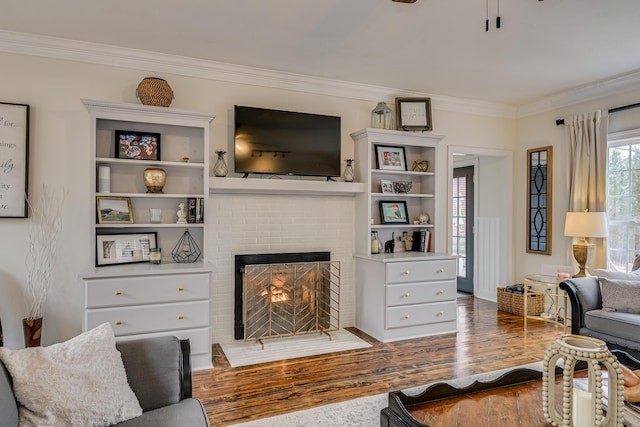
xmin=178 ymin=315 xmax=184 ymax=320
xmin=115 ymin=320 xmax=122 ymax=325
xmin=403 ymin=293 xmax=410 ymax=297
xmin=178 ymin=287 xmax=184 ymax=291
xmin=437 ymin=311 xmax=444 ymax=316
xmin=402 ymin=271 xmax=410 ymax=275
xmin=438 ymin=268 xmax=445 ymax=273
xmin=404 ymin=315 xmax=410 ymax=319
xmin=437 ymin=290 xmax=445 ymax=295
xmin=115 ymin=290 xmax=122 ymax=295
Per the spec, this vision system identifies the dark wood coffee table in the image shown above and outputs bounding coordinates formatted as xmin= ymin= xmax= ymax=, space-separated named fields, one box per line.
xmin=381 ymin=354 xmax=640 ymax=427
xmin=381 ymin=367 xmax=555 ymax=427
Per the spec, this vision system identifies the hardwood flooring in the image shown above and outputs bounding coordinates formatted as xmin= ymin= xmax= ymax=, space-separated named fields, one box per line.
xmin=192 ymin=297 xmax=565 ymax=426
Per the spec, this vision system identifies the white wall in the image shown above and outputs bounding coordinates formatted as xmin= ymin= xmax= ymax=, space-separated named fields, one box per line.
xmin=0 ymin=50 xmax=516 ymax=349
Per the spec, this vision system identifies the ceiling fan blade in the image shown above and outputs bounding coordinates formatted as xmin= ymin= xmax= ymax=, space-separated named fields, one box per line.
xmin=392 ymin=0 xmax=418 ymax=3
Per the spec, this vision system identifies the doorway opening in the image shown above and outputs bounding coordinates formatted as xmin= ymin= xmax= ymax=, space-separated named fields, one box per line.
xmin=453 ymin=165 xmax=475 ymax=295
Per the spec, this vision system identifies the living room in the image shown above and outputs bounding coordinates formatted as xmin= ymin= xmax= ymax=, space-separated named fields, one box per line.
xmin=1 ymin=1 xmax=640 ymax=426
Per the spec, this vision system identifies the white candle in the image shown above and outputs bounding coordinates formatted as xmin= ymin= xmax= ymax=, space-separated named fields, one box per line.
xmin=572 ymin=388 xmax=594 ymax=427
xmin=98 ymin=166 xmax=110 ymax=193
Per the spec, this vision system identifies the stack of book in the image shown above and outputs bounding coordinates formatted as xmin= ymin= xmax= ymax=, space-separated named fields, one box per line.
xmin=411 ymin=230 xmax=432 ymax=253
xmin=186 ymin=198 xmax=205 ymax=224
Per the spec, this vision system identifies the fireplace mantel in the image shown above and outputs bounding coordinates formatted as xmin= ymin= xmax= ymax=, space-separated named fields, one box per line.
xmin=209 ymin=177 xmax=364 ymax=196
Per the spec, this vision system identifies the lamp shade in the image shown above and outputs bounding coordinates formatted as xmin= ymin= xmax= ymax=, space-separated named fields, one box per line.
xmin=563 ymin=211 xmax=608 ymax=238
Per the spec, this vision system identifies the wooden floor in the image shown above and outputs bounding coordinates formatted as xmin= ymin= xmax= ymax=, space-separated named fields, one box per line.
xmin=192 ymin=297 xmax=565 ymax=426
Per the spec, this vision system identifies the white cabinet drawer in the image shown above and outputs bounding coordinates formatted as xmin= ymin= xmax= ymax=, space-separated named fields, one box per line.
xmin=386 ymin=281 xmax=456 ymax=307
xmin=386 ymin=301 xmax=457 ymax=329
xmin=85 ymin=274 xmax=209 ymax=308
xmin=386 ymin=259 xmax=456 ymax=284
xmin=85 ymin=300 xmax=209 ymax=336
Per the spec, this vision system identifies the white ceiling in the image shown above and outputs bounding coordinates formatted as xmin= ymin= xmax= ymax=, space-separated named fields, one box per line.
xmin=2 ymin=0 xmax=640 ymax=106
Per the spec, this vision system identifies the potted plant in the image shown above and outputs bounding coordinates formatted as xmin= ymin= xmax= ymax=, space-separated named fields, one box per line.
xmin=24 ymin=187 xmax=63 ymax=347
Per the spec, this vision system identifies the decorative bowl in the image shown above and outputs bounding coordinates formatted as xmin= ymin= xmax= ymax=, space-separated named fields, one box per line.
xmin=393 ymin=181 xmax=412 ymax=193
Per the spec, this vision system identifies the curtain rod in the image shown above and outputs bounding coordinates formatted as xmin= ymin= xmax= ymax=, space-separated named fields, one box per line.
xmin=555 ymin=102 xmax=640 ymax=126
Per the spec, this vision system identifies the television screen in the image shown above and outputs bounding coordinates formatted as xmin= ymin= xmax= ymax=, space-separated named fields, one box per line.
xmin=234 ymin=105 xmax=341 ymax=177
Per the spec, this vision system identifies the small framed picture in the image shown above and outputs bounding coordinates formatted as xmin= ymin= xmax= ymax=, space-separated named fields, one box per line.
xmin=379 ymin=201 xmax=409 ymax=224
xmin=115 ymin=130 xmax=161 ymax=161
xmin=395 ymin=97 xmax=432 ymax=131
xmin=96 ymin=232 xmax=157 ymax=266
xmin=375 ymin=145 xmax=407 ymax=171
xmin=380 ymin=179 xmax=395 ymax=194
xmin=96 ymin=196 xmax=134 ymax=224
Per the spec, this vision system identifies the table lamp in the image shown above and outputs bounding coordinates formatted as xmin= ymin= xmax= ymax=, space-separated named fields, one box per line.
xmin=564 ymin=211 xmax=608 ymax=277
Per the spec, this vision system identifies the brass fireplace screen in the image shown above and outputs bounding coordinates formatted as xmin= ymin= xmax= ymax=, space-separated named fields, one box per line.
xmin=242 ymin=261 xmax=340 ymax=344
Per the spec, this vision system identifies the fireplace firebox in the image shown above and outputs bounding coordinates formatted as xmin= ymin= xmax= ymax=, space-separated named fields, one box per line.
xmin=234 ymin=252 xmax=339 ymax=344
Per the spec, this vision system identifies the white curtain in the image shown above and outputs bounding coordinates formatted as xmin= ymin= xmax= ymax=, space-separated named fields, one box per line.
xmin=566 ymin=110 xmax=608 ymax=269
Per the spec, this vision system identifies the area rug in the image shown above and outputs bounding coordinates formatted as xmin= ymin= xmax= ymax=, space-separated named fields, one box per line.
xmin=220 ymin=329 xmax=372 ymax=368
xmin=229 ymin=362 xmax=544 ymax=426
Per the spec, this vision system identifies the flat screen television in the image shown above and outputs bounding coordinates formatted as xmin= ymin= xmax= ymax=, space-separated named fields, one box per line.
xmin=234 ymin=105 xmax=341 ymax=177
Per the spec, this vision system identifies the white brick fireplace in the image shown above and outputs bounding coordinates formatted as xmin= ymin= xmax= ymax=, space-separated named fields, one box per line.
xmin=207 ymin=192 xmax=356 ymax=343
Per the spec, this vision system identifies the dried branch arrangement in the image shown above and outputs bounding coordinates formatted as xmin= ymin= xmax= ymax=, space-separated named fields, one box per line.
xmin=25 ymin=187 xmax=63 ymax=320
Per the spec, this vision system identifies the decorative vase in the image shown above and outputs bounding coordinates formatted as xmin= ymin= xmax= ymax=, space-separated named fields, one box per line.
xmin=136 ymin=77 xmax=174 ymax=107
xmin=143 ymin=168 xmax=167 ymax=193
xmin=23 ymin=317 xmax=42 ymax=347
xmin=213 ymin=151 xmax=228 ymax=177
xmin=343 ymin=159 xmax=354 ymax=182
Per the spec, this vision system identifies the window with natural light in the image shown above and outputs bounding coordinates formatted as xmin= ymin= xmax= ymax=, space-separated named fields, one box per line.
xmin=607 ymin=134 xmax=640 ymax=271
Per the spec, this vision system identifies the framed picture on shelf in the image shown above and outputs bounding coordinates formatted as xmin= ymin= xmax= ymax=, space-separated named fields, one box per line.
xmin=375 ymin=145 xmax=407 ymax=171
xmin=96 ymin=196 xmax=134 ymax=224
xmin=380 ymin=179 xmax=395 ymax=194
xmin=379 ymin=200 xmax=409 ymax=224
xmin=115 ymin=130 xmax=161 ymax=161
xmin=395 ymin=97 xmax=432 ymax=131
xmin=96 ymin=232 xmax=157 ymax=266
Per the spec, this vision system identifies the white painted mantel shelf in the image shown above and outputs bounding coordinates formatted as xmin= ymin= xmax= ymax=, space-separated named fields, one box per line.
xmin=209 ymin=177 xmax=364 ymax=196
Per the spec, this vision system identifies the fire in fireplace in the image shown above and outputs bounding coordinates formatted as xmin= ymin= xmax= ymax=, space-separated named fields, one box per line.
xmin=234 ymin=252 xmax=340 ymax=345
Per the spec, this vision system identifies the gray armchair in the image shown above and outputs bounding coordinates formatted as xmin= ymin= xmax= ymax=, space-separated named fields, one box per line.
xmin=0 ymin=336 xmax=210 ymax=427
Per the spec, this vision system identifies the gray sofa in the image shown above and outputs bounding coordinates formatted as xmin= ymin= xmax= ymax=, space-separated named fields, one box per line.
xmin=0 ymin=336 xmax=210 ymax=427
xmin=560 ymin=276 xmax=640 ymax=360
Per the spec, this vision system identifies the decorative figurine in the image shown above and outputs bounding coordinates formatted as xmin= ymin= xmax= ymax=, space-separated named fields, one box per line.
xmin=401 ymin=232 xmax=413 ymax=251
xmin=412 ymin=160 xmax=429 ymax=172
xmin=384 ymin=232 xmax=395 ymax=253
xmin=418 ymin=212 xmax=430 ymax=224
xmin=177 ymin=202 xmax=187 ymax=224
xmin=213 ymin=150 xmax=228 ymax=177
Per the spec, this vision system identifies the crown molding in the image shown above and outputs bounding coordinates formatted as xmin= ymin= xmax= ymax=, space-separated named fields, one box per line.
xmin=516 ymin=70 xmax=640 ymax=118
xmin=0 ymin=30 xmax=516 ymax=119
xmin=7 ymin=30 xmax=636 ymax=120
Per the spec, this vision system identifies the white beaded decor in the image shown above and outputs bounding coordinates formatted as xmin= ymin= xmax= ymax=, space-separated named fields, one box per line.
xmin=542 ymin=335 xmax=624 ymax=427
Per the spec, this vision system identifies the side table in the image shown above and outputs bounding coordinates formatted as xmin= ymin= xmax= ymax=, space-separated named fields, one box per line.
xmin=523 ymin=274 xmax=569 ymax=334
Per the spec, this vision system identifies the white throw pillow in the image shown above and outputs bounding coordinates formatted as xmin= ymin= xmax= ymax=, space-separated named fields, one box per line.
xmin=0 ymin=322 xmax=142 ymax=427
xmin=591 ymin=268 xmax=640 ymax=280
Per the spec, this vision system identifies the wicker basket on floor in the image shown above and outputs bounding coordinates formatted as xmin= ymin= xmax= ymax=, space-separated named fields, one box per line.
xmin=497 ymin=287 xmax=544 ymax=316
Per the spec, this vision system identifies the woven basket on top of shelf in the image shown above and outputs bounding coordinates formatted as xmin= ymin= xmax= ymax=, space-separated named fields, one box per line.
xmin=497 ymin=287 xmax=544 ymax=316
xmin=136 ymin=77 xmax=174 ymax=107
